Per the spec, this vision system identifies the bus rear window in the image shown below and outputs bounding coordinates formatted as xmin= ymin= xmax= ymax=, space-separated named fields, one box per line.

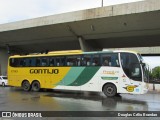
xmin=10 ymin=58 xmax=19 ymax=67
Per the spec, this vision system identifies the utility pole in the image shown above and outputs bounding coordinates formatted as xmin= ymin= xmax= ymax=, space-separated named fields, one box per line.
xmin=101 ymin=0 xmax=104 ymax=7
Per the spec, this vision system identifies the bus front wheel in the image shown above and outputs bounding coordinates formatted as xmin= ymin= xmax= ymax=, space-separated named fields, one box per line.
xmin=22 ymin=80 xmax=31 ymax=91
xmin=103 ymin=84 xmax=117 ymax=97
xmin=31 ymin=81 xmax=40 ymax=92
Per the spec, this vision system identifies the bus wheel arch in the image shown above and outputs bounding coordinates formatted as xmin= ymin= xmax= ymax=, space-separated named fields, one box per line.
xmin=102 ymin=83 xmax=117 ymax=97
xmin=31 ymin=80 xmax=41 ymax=92
xmin=22 ymin=80 xmax=31 ymax=91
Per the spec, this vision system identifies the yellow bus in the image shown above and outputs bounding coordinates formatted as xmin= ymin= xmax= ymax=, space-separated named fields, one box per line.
xmin=8 ymin=50 xmax=149 ymax=97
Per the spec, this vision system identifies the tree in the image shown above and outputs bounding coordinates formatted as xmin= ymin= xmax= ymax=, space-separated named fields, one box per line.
xmin=152 ymin=66 xmax=160 ymax=80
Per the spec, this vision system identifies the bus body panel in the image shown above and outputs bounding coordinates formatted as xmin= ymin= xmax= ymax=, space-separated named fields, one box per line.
xmin=8 ymin=50 xmax=149 ymax=95
xmin=8 ymin=66 xmax=146 ymax=94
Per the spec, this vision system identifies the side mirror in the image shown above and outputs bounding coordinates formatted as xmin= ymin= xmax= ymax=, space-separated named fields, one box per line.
xmin=142 ymin=63 xmax=146 ymax=67
xmin=140 ymin=61 xmax=146 ymax=67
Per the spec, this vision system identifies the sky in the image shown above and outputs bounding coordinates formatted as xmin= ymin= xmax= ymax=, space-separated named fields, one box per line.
xmin=0 ymin=0 xmax=159 ymax=69
xmin=143 ymin=57 xmax=160 ymax=69
xmin=0 ymin=0 xmax=143 ymax=24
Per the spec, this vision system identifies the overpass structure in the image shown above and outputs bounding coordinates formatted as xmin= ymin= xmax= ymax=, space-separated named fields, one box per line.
xmin=0 ymin=0 xmax=160 ymax=75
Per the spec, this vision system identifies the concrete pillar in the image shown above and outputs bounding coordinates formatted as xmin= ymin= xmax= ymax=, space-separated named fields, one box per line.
xmin=0 ymin=48 xmax=9 ymax=76
xmin=78 ymin=36 xmax=93 ymax=52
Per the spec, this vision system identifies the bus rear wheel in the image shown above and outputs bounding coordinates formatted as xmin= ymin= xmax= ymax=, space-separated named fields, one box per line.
xmin=2 ymin=82 xmax=5 ymax=87
xmin=22 ymin=80 xmax=31 ymax=91
xmin=31 ymin=81 xmax=40 ymax=92
xmin=103 ymin=84 xmax=117 ymax=97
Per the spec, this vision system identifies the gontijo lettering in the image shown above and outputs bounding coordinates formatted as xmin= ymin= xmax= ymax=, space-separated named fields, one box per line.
xmin=30 ymin=69 xmax=59 ymax=74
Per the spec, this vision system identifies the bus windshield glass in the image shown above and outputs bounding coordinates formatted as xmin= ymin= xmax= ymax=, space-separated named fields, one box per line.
xmin=120 ymin=53 xmax=142 ymax=82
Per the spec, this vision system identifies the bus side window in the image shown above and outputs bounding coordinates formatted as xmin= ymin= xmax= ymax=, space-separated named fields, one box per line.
xmin=36 ymin=58 xmax=41 ymax=67
xmin=10 ymin=58 xmax=19 ymax=67
xmin=82 ymin=55 xmax=91 ymax=66
xmin=10 ymin=58 xmax=13 ymax=67
xmin=66 ymin=56 xmax=80 ymax=66
xmin=25 ymin=58 xmax=31 ymax=67
xmin=56 ymin=59 xmax=60 ymax=66
xmin=102 ymin=56 xmax=110 ymax=66
xmin=77 ymin=56 xmax=81 ymax=66
xmin=66 ymin=57 xmax=72 ymax=66
xmin=61 ymin=57 xmax=66 ymax=66
xmin=15 ymin=58 xmax=20 ymax=67
xmin=19 ymin=59 xmax=26 ymax=67
xmin=111 ymin=54 xmax=119 ymax=67
xmin=41 ymin=58 xmax=48 ymax=66
xmin=55 ymin=58 xmax=62 ymax=66
xmin=29 ymin=58 xmax=36 ymax=67
xmin=102 ymin=53 xmax=119 ymax=67
xmin=49 ymin=57 xmax=55 ymax=66
xmin=92 ymin=54 xmax=100 ymax=66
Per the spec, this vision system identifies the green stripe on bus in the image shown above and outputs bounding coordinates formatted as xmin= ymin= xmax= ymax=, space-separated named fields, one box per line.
xmin=57 ymin=67 xmax=85 ymax=85
xmin=101 ymin=77 xmax=118 ymax=80
xmin=69 ymin=67 xmax=100 ymax=86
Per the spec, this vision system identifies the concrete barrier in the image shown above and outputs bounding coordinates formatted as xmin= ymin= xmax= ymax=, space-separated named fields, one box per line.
xmin=148 ymin=84 xmax=160 ymax=92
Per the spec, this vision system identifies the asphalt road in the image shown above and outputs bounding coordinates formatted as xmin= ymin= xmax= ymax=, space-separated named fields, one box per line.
xmin=0 ymin=87 xmax=160 ymax=119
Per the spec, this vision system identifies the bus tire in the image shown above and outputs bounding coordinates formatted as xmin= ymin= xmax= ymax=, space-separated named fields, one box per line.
xmin=103 ymin=83 xmax=117 ymax=97
xmin=31 ymin=81 xmax=40 ymax=92
xmin=22 ymin=80 xmax=31 ymax=91
xmin=2 ymin=82 xmax=5 ymax=87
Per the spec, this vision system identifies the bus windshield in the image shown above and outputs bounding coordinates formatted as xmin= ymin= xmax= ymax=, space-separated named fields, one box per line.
xmin=120 ymin=53 xmax=142 ymax=82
